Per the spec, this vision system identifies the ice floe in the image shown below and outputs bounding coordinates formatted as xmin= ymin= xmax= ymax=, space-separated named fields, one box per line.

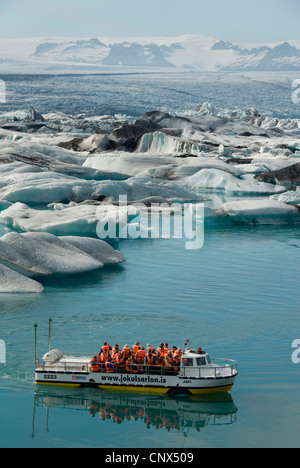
xmin=181 ymin=169 xmax=286 ymax=195
xmin=0 ymin=202 xmax=129 ymax=237
xmin=0 ymin=232 xmax=124 ymax=280
xmin=0 ymin=263 xmax=44 ymax=293
xmin=0 ymin=106 xmax=300 ymax=294
xmin=215 ymin=199 xmax=299 ymax=225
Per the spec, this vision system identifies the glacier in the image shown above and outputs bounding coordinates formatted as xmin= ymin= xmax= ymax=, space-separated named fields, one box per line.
xmin=0 ymin=105 xmax=299 ymax=291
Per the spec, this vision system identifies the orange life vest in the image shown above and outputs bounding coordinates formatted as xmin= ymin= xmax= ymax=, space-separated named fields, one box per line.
xmin=135 ymin=349 xmax=146 ymax=362
xmin=156 ymin=354 xmax=165 ymax=366
xmin=132 ymin=344 xmax=140 ymax=358
xmin=111 ymin=348 xmax=119 ymax=361
xmin=122 ymin=346 xmax=131 ymax=358
xmin=90 ymin=356 xmax=101 ymax=372
xmin=125 ymin=358 xmax=132 ymax=373
xmin=116 ymin=354 xmax=126 ymax=367
xmin=101 ymin=344 xmax=110 ymax=362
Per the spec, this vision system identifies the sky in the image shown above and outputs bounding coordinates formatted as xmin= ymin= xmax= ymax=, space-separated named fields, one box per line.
xmin=0 ymin=0 xmax=300 ymax=43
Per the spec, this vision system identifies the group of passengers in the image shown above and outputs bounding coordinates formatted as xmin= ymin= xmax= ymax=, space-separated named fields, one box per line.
xmin=90 ymin=341 xmax=184 ymax=374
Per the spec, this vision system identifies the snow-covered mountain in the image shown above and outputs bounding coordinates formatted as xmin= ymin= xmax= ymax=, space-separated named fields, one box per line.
xmin=1 ymin=35 xmax=300 ymax=72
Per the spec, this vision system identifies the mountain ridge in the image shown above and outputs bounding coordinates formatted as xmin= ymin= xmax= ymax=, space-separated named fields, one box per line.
xmin=1 ymin=35 xmax=300 ymax=72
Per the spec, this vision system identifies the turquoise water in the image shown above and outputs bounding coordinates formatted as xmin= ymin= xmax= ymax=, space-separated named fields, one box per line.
xmin=0 ymin=225 xmax=299 ymax=448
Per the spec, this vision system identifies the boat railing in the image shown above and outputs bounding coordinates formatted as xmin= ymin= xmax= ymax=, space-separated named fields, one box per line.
xmin=36 ymin=356 xmax=238 ymax=378
xmin=180 ymin=358 xmax=238 ymax=379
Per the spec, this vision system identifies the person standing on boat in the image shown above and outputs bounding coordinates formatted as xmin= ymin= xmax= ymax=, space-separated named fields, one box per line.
xmin=135 ymin=347 xmax=146 ymax=364
xmin=156 ymin=351 xmax=165 ymax=367
xmin=132 ymin=342 xmax=140 ymax=362
xmin=112 ymin=344 xmax=120 ymax=361
xmin=122 ymin=344 xmax=131 ymax=359
xmin=100 ymin=342 xmax=111 ymax=363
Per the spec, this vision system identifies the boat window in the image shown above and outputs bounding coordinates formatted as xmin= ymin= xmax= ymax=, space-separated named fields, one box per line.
xmin=182 ymin=358 xmax=194 ymax=367
xmin=196 ymin=357 xmax=206 ymax=366
xmin=206 ymin=355 xmax=212 ymax=364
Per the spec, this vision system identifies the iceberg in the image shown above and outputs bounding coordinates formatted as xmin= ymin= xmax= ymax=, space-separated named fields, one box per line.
xmin=0 ymin=202 xmax=135 ymax=238
xmin=0 ymin=232 xmax=124 ymax=278
xmin=271 ymin=188 xmax=300 ymax=206
xmin=182 ymin=168 xmax=286 ymax=195
xmin=215 ymin=199 xmax=299 ymax=225
xmin=0 ymin=172 xmax=106 ymax=204
xmin=0 ymin=263 xmax=44 ymax=293
xmin=61 ymin=236 xmax=125 ymax=264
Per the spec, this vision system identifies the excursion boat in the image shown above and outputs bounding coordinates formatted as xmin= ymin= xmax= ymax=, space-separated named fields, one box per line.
xmin=34 ymin=321 xmax=238 ymax=396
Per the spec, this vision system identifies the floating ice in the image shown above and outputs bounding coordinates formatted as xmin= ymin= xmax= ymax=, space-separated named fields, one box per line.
xmin=0 ymin=263 xmax=44 ymax=293
xmin=0 ymin=202 xmax=134 ymax=238
xmin=61 ymin=236 xmax=125 ymax=264
xmin=0 ymin=232 xmax=124 ymax=279
xmin=0 ymin=172 xmax=106 ymax=204
xmin=215 ymin=199 xmax=299 ymax=225
xmin=182 ymin=168 xmax=286 ymax=195
xmin=271 ymin=188 xmax=300 ymax=206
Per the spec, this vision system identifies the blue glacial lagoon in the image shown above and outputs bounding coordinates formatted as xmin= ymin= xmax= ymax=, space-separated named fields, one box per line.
xmin=0 ymin=225 xmax=299 ymax=448
xmin=0 ymin=72 xmax=299 ymax=448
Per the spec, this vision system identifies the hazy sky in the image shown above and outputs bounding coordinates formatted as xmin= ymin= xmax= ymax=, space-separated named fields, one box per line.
xmin=0 ymin=0 xmax=300 ymax=43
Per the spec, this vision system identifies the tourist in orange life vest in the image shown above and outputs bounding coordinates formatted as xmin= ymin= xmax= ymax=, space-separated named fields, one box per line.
xmin=156 ymin=352 xmax=165 ymax=367
xmin=122 ymin=344 xmax=131 ymax=359
xmin=147 ymin=350 xmax=157 ymax=374
xmin=105 ymin=357 xmax=116 ymax=373
xmin=125 ymin=357 xmax=138 ymax=374
xmin=125 ymin=358 xmax=132 ymax=373
xmin=111 ymin=344 xmax=120 ymax=361
xmin=116 ymin=352 xmax=126 ymax=372
xmin=161 ymin=343 xmax=170 ymax=357
xmin=157 ymin=343 xmax=164 ymax=355
xmin=135 ymin=347 xmax=146 ymax=364
xmin=175 ymin=348 xmax=183 ymax=359
xmin=100 ymin=342 xmax=111 ymax=362
xmin=132 ymin=342 xmax=140 ymax=361
xmin=90 ymin=355 xmax=101 ymax=372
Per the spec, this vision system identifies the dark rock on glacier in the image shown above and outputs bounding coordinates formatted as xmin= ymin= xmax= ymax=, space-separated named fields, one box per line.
xmin=255 ymin=163 xmax=300 ymax=189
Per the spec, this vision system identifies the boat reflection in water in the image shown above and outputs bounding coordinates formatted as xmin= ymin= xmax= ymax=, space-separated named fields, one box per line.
xmin=32 ymin=387 xmax=238 ymax=437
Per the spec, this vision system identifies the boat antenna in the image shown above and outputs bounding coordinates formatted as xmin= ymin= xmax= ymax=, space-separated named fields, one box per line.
xmin=48 ymin=318 xmax=52 ymax=352
xmin=34 ymin=324 xmax=38 ymax=367
xmin=184 ymin=339 xmax=191 ymax=350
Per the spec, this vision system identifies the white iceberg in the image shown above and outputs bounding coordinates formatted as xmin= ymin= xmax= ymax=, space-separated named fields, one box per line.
xmin=271 ymin=188 xmax=300 ymax=206
xmin=182 ymin=168 xmax=286 ymax=195
xmin=0 ymin=263 xmax=44 ymax=293
xmin=61 ymin=236 xmax=124 ymax=264
xmin=0 ymin=232 xmax=123 ymax=278
xmin=0 ymin=172 xmax=105 ymax=204
xmin=0 ymin=202 xmax=134 ymax=237
xmin=215 ymin=199 xmax=299 ymax=225
xmin=0 ymin=231 xmax=103 ymax=277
